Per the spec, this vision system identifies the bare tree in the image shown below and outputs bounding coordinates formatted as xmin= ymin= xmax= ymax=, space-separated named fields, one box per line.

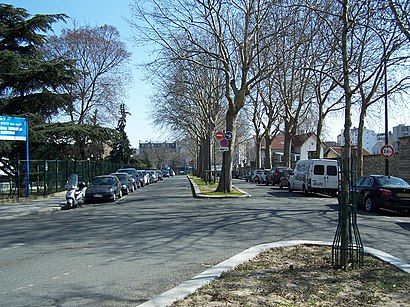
xmin=388 ymin=0 xmax=410 ymax=42
xmin=130 ymin=0 xmax=277 ymax=192
xmin=249 ymin=79 xmax=283 ymax=169
xmin=352 ymin=2 xmax=409 ymax=176
xmin=46 ymin=24 xmax=132 ymax=127
xmin=148 ymin=57 xmax=224 ymax=179
xmin=270 ymin=2 xmax=319 ymax=167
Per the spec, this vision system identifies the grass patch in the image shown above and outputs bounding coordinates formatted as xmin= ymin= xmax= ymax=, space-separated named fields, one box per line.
xmin=190 ymin=176 xmax=245 ymax=197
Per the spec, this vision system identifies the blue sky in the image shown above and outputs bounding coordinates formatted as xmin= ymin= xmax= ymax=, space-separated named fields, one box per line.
xmin=3 ymin=0 xmax=163 ymax=148
xmin=3 ymin=1 xmax=409 ymax=145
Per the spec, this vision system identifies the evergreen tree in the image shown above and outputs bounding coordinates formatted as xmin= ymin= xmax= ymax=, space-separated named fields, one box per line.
xmin=108 ymin=104 xmax=133 ymax=164
xmin=0 ymin=4 xmax=77 ymax=159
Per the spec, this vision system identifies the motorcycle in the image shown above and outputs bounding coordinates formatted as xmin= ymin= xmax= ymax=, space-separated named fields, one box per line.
xmin=62 ymin=174 xmax=86 ymax=210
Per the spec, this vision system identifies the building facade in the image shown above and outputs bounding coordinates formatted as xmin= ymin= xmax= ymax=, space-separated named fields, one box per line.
xmin=391 ymin=124 xmax=410 ymax=152
xmin=337 ymin=127 xmax=378 ymax=153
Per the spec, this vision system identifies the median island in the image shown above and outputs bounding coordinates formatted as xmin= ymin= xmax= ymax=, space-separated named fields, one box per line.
xmin=188 ymin=176 xmax=249 ymax=197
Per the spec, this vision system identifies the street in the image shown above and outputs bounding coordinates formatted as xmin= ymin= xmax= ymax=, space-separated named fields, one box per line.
xmin=0 ymin=176 xmax=409 ymax=306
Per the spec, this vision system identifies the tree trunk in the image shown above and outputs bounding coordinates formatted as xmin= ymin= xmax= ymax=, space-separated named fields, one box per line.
xmin=264 ymin=135 xmax=273 ymax=169
xmin=338 ymin=0 xmax=353 ymax=270
xmin=315 ymin=108 xmax=324 ymax=159
xmin=356 ymin=103 xmax=367 ymax=177
xmin=255 ymin=138 xmax=262 ymax=169
xmin=216 ymin=109 xmax=237 ymax=193
xmin=283 ymin=120 xmax=294 ymax=168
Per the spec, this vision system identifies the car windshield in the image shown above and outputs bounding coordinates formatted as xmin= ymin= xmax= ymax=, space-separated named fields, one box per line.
xmin=91 ymin=177 xmax=114 ymax=185
xmin=114 ymin=174 xmax=127 ymax=181
xmin=118 ymin=169 xmax=134 ymax=176
xmin=376 ymin=177 xmax=410 ymax=187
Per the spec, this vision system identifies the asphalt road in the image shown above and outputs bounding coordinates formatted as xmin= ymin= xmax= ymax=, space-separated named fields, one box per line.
xmin=0 ymin=176 xmax=409 ymax=306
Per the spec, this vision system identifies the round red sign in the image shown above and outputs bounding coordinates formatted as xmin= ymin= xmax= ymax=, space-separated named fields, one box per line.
xmin=215 ymin=131 xmax=224 ymax=140
xmin=380 ymin=144 xmax=395 ymax=159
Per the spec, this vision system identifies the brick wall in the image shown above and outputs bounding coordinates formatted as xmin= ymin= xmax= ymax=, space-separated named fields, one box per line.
xmin=363 ymin=136 xmax=410 ymax=183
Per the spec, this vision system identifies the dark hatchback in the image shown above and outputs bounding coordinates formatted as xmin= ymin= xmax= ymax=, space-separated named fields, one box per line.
xmin=353 ymin=175 xmax=410 ymax=213
xmin=85 ymin=175 xmax=122 ymax=203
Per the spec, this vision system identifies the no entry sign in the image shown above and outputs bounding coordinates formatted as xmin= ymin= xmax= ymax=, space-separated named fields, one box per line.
xmin=215 ymin=131 xmax=224 ymax=140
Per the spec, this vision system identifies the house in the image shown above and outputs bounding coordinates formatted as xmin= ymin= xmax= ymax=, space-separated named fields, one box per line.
xmin=261 ymin=132 xmax=327 ymax=166
xmin=291 ymin=132 xmax=326 ymax=160
xmin=323 ymin=146 xmax=343 ymax=159
xmin=323 ymin=146 xmax=371 ymax=159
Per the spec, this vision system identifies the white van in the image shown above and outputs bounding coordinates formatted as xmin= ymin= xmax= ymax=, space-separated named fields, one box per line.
xmin=288 ymin=159 xmax=339 ymax=196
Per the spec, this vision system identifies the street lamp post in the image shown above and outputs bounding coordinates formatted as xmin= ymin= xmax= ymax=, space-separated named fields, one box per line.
xmin=383 ymin=44 xmax=389 ymax=176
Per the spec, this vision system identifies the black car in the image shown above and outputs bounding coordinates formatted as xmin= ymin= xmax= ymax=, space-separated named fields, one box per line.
xmin=270 ymin=167 xmax=293 ymax=185
xmin=85 ymin=175 xmax=122 ymax=203
xmin=278 ymin=169 xmax=294 ymax=189
xmin=117 ymin=168 xmax=141 ymax=189
xmin=353 ymin=175 xmax=410 ymax=213
xmin=111 ymin=172 xmax=134 ymax=195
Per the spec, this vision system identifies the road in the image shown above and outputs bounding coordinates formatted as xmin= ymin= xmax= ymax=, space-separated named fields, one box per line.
xmin=0 ymin=176 xmax=409 ymax=306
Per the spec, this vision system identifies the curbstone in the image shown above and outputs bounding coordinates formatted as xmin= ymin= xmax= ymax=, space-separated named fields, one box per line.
xmin=139 ymin=240 xmax=410 ymax=307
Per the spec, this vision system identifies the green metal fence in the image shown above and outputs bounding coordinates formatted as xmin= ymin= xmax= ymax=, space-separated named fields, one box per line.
xmin=0 ymin=160 xmax=121 ymax=200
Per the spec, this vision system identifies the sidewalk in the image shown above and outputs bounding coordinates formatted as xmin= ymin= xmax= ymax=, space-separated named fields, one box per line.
xmin=0 ymin=192 xmax=64 ymax=220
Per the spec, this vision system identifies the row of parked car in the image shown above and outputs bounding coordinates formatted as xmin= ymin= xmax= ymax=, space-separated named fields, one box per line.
xmin=84 ymin=168 xmax=175 ymax=203
xmin=245 ymin=167 xmax=293 ymax=189
xmin=243 ymin=159 xmax=410 ymax=214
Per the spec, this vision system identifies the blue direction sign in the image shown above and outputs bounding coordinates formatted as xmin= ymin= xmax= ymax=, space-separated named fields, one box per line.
xmin=224 ymin=130 xmax=233 ymax=140
xmin=0 ymin=116 xmax=28 ymax=141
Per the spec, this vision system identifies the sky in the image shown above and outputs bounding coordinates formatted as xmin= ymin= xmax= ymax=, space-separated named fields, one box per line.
xmin=2 ymin=1 xmax=410 ymax=146
xmin=3 ymin=0 xmax=164 ymax=148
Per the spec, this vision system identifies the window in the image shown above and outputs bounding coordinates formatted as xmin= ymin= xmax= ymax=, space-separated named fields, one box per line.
xmin=327 ymin=165 xmax=337 ymax=176
xmin=314 ymin=165 xmax=325 ymax=175
xmin=361 ymin=177 xmax=373 ymax=186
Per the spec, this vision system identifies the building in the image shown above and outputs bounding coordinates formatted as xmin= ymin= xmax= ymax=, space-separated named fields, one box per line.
xmin=260 ymin=132 xmax=326 ymax=166
xmin=139 ymin=141 xmax=177 ymax=151
xmin=392 ymin=124 xmax=410 ymax=152
xmin=337 ymin=127 xmax=378 ymax=153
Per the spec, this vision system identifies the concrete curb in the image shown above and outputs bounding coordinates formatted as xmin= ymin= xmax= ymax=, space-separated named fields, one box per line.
xmin=187 ymin=176 xmax=251 ymax=198
xmin=139 ymin=240 xmax=410 ymax=307
xmin=0 ymin=206 xmax=61 ymax=220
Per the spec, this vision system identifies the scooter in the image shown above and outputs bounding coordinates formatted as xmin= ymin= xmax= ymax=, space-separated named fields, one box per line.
xmin=62 ymin=174 xmax=86 ymax=210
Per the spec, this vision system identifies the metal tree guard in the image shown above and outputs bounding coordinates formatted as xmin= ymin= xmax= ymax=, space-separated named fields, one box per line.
xmin=332 ymin=157 xmax=364 ymax=269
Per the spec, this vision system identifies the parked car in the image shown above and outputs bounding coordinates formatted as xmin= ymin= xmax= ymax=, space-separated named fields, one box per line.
xmin=232 ymin=170 xmax=240 ymax=179
xmin=148 ymin=170 xmax=158 ymax=183
xmin=155 ymin=170 xmax=163 ymax=181
xmin=253 ymin=169 xmax=268 ymax=184
xmin=266 ymin=167 xmax=293 ymax=186
xmin=117 ymin=168 xmax=140 ymax=189
xmin=137 ymin=169 xmax=150 ymax=186
xmin=111 ymin=172 xmax=134 ymax=195
xmin=273 ymin=167 xmax=293 ymax=185
xmin=245 ymin=170 xmax=255 ymax=182
xmin=162 ymin=169 xmax=170 ymax=177
xmin=278 ymin=169 xmax=294 ymax=189
xmin=352 ymin=175 xmax=410 ymax=213
xmin=288 ymin=159 xmax=339 ymax=196
xmin=85 ymin=175 xmax=122 ymax=202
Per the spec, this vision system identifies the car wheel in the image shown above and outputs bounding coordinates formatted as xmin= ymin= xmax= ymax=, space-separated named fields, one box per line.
xmin=303 ymin=185 xmax=309 ymax=196
xmin=365 ymin=197 xmax=377 ymax=213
